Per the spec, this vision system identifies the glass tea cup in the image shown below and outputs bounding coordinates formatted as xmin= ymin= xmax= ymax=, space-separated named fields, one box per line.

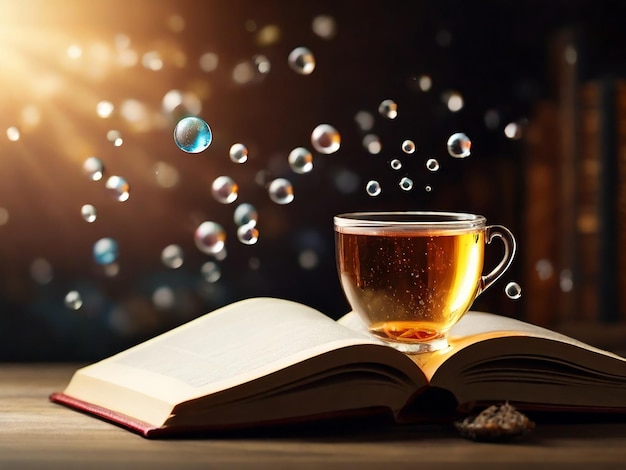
xmin=334 ymin=211 xmax=516 ymax=354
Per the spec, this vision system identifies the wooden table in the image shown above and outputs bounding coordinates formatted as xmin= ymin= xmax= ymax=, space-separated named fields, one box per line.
xmin=2 ymin=364 xmax=626 ymax=468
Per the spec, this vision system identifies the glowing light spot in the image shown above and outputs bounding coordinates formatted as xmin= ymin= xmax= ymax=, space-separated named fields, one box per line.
xmin=81 ymin=204 xmax=97 ymax=223
xmin=64 ymin=291 xmax=83 ymax=310
xmin=378 ymin=99 xmax=398 ymax=119
xmin=83 ymin=157 xmax=104 ymax=181
xmin=93 ymin=238 xmax=119 ymax=265
xmin=161 ymin=244 xmax=184 ymax=269
xmin=7 ymin=127 xmax=20 ymax=141
xmin=362 ymin=134 xmax=381 ymax=154
xmin=419 ymin=75 xmax=432 ymax=92
xmin=105 ymin=175 xmax=130 ymax=202
xmin=312 ymin=15 xmax=337 ymax=39
xmin=96 ymin=100 xmax=114 ymax=118
xmin=199 ymin=52 xmax=219 ymax=72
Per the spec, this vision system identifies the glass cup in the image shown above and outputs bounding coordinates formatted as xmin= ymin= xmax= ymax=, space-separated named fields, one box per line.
xmin=334 ymin=211 xmax=516 ymax=354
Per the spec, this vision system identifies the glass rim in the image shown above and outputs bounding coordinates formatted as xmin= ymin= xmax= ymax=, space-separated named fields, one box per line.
xmin=334 ymin=211 xmax=487 ymax=232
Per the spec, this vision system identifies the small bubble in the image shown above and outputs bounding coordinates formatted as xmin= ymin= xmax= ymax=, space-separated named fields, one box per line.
xmin=426 ymin=158 xmax=440 ymax=172
xmin=444 ymin=91 xmax=464 ymax=112
xmin=425 ymin=185 xmax=432 ymax=192
xmin=105 ymin=175 xmax=130 ymax=202
xmin=402 ymin=140 xmax=415 ymax=154
xmin=64 ymin=290 xmax=83 ymax=310
xmin=7 ymin=126 xmax=20 ymax=141
xmin=154 ymin=161 xmax=180 ymax=188
xmin=378 ymin=99 xmax=398 ymax=119
xmin=81 ymin=204 xmax=97 ymax=223
xmin=237 ymin=222 xmax=259 ymax=245
xmin=253 ymin=54 xmax=271 ymax=74
xmin=93 ymin=237 xmax=119 ymax=265
xmin=234 ymin=203 xmax=258 ymax=227
xmin=354 ymin=110 xmax=375 ymax=132
xmin=268 ymin=178 xmax=295 ymax=204
xmin=390 ymin=159 xmax=402 ymax=170
xmin=30 ymin=258 xmax=53 ymax=285
xmin=505 ymin=281 xmax=522 ymax=300
xmin=366 ymin=180 xmax=381 ymax=197
xmin=194 ymin=221 xmax=226 ymax=255
xmin=199 ymin=52 xmax=219 ymax=72
xmin=311 ymin=124 xmax=341 ymax=154
xmin=298 ymin=249 xmax=319 ymax=270
xmin=504 ymin=122 xmax=523 ymax=140
xmin=229 ymin=143 xmax=248 ymax=163
xmin=174 ymin=116 xmax=212 ymax=153
xmin=535 ymin=258 xmax=554 ymax=281
xmin=96 ymin=100 xmax=114 ymax=118
xmin=106 ymin=129 xmax=123 ymax=146
xmin=560 ymin=269 xmax=573 ymax=293
xmin=152 ymin=286 xmax=175 ymax=310
xmin=83 ymin=157 xmax=104 ymax=181
xmin=418 ymin=75 xmax=432 ymax=92
xmin=288 ymin=46 xmax=315 ymax=75
xmin=288 ymin=147 xmax=314 ymax=174
xmin=362 ymin=134 xmax=381 ymax=154
xmin=201 ymin=261 xmax=221 ymax=283
xmin=399 ymin=177 xmax=413 ymax=191
xmin=211 ymin=176 xmax=238 ymax=204
xmin=312 ymin=15 xmax=336 ymax=40
xmin=161 ymin=244 xmax=184 ymax=269
xmin=447 ymin=132 xmax=471 ymax=158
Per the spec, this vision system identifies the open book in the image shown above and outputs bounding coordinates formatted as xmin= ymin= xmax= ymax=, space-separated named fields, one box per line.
xmin=50 ymin=297 xmax=626 ymax=438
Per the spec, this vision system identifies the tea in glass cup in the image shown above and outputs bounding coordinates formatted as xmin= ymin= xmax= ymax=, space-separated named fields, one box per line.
xmin=334 ymin=211 xmax=516 ymax=353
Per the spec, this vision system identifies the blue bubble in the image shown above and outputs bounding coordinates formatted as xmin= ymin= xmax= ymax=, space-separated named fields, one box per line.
xmin=93 ymin=237 xmax=119 ymax=265
xmin=174 ymin=116 xmax=212 ymax=153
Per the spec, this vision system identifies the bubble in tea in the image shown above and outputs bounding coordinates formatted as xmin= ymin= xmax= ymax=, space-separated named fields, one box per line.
xmin=390 ymin=159 xmax=402 ymax=170
xmin=447 ymin=132 xmax=471 ymax=158
xmin=174 ymin=116 xmax=212 ymax=153
xmin=81 ymin=204 xmax=97 ymax=223
xmin=105 ymin=175 xmax=130 ymax=202
xmin=311 ymin=124 xmax=341 ymax=154
xmin=399 ymin=176 xmax=413 ymax=191
xmin=402 ymin=140 xmax=415 ymax=154
xmin=161 ymin=244 xmax=184 ymax=269
xmin=64 ymin=290 xmax=83 ymax=310
xmin=211 ymin=176 xmax=238 ymax=204
xmin=288 ymin=47 xmax=316 ymax=75
xmin=237 ymin=222 xmax=259 ymax=245
xmin=268 ymin=178 xmax=295 ymax=204
xmin=288 ymin=147 xmax=314 ymax=174
xmin=426 ymin=158 xmax=440 ymax=172
xmin=366 ymin=180 xmax=381 ymax=197
xmin=378 ymin=99 xmax=398 ymax=119
xmin=83 ymin=157 xmax=104 ymax=181
xmin=233 ymin=203 xmax=258 ymax=227
xmin=93 ymin=237 xmax=119 ymax=265
xmin=194 ymin=221 xmax=226 ymax=254
xmin=505 ymin=281 xmax=522 ymax=300
xmin=229 ymin=143 xmax=248 ymax=163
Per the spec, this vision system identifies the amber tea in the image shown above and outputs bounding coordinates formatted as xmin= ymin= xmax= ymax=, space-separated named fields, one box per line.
xmin=334 ymin=212 xmax=516 ymax=353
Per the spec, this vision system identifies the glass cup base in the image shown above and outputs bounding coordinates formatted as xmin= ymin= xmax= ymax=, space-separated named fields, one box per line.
xmin=377 ymin=335 xmax=449 ymax=354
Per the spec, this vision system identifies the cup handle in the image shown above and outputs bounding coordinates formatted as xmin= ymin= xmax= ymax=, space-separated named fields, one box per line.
xmin=477 ymin=225 xmax=517 ymax=296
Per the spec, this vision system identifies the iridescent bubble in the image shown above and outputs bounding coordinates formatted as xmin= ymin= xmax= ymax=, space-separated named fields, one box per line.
xmin=505 ymin=281 xmax=522 ymax=300
xmin=288 ymin=46 xmax=315 ymax=75
xmin=268 ymin=178 xmax=294 ymax=205
xmin=93 ymin=237 xmax=119 ymax=265
xmin=83 ymin=156 xmax=104 ymax=181
xmin=447 ymin=132 xmax=471 ymax=158
xmin=64 ymin=290 xmax=83 ymax=310
xmin=233 ymin=203 xmax=258 ymax=227
xmin=107 ymin=129 xmax=123 ymax=147
xmin=378 ymin=99 xmax=398 ymax=119
xmin=366 ymin=180 xmax=381 ymax=197
xmin=399 ymin=177 xmax=413 ymax=191
xmin=194 ymin=221 xmax=226 ymax=255
xmin=402 ymin=140 xmax=416 ymax=154
xmin=311 ymin=124 xmax=341 ymax=154
xmin=390 ymin=159 xmax=402 ymax=170
xmin=426 ymin=158 xmax=440 ymax=172
xmin=81 ymin=204 xmax=97 ymax=223
xmin=211 ymin=176 xmax=238 ymax=204
xmin=229 ymin=143 xmax=248 ymax=163
xmin=105 ymin=175 xmax=130 ymax=202
xmin=161 ymin=244 xmax=184 ymax=269
xmin=237 ymin=222 xmax=259 ymax=245
xmin=201 ymin=261 xmax=221 ymax=283
xmin=288 ymin=147 xmax=313 ymax=174
xmin=174 ymin=116 xmax=212 ymax=153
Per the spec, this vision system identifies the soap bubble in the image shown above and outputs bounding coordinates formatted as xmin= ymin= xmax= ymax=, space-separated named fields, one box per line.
xmin=211 ymin=176 xmax=238 ymax=204
xmin=390 ymin=159 xmax=402 ymax=170
xmin=268 ymin=178 xmax=294 ymax=204
xmin=399 ymin=177 xmax=413 ymax=191
xmin=288 ymin=47 xmax=315 ymax=75
xmin=288 ymin=147 xmax=314 ymax=174
xmin=93 ymin=237 xmax=119 ymax=265
xmin=64 ymin=290 xmax=83 ymax=310
xmin=237 ymin=222 xmax=259 ymax=245
xmin=105 ymin=175 xmax=130 ymax=202
xmin=83 ymin=156 xmax=104 ymax=181
xmin=161 ymin=244 xmax=184 ymax=269
xmin=81 ymin=204 xmax=97 ymax=223
xmin=505 ymin=281 xmax=522 ymax=300
xmin=311 ymin=124 xmax=341 ymax=154
xmin=366 ymin=180 xmax=381 ymax=197
xmin=233 ymin=203 xmax=258 ymax=227
xmin=378 ymin=99 xmax=398 ymax=119
xmin=174 ymin=116 xmax=212 ymax=153
xmin=201 ymin=261 xmax=221 ymax=283
xmin=447 ymin=132 xmax=471 ymax=158
xmin=194 ymin=221 xmax=226 ymax=255
xmin=426 ymin=158 xmax=440 ymax=172
xmin=229 ymin=143 xmax=248 ymax=163
xmin=402 ymin=140 xmax=415 ymax=154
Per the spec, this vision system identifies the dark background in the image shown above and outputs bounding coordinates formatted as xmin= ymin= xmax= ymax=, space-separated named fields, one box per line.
xmin=0 ymin=0 xmax=624 ymax=360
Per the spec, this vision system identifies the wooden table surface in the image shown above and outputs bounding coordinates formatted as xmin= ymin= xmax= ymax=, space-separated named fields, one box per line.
xmin=2 ymin=363 xmax=626 ymax=468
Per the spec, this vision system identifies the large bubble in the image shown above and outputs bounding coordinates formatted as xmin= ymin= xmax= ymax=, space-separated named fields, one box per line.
xmin=447 ymin=132 xmax=471 ymax=158
xmin=268 ymin=178 xmax=294 ymax=204
xmin=229 ymin=143 xmax=248 ymax=163
xmin=311 ymin=124 xmax=341 ymax=154
xmin=288 ymin=47 xmax=316 ymax=75
xmin=174 ymin=116 xmax=212 ymax=153
xmin=211 ymin=176 xmax=238 ymax=204
xmin=237 ymin=222 xmax=259 ymax=245
xmin=378 ymin=99 xmax=398 ymax=119
xmin=288 ymin=147 xmax=314 ymax=174
xmin=233 ymin=203 xmax=258 ymax=227
xmin=194 ymin=221 xmax=226 ymax=255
